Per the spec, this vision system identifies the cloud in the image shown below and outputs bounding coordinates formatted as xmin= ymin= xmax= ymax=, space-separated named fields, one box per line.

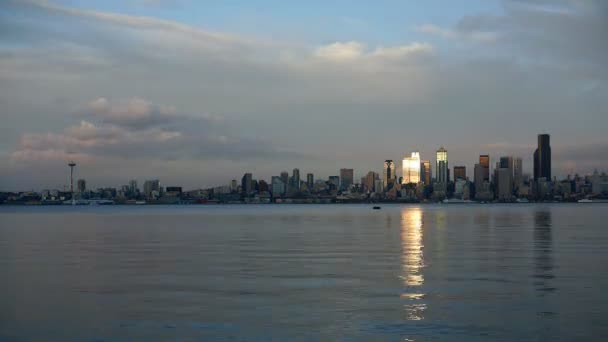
xmin=9 ymin=98 xmax=301 ymax=167
xmin=416 ymin=24 xmax=498 ymax=43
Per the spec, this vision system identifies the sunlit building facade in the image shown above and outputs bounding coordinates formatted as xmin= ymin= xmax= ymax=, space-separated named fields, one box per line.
xmin=402 ymin=152 xmax=421 ymax=184
xmin=436 ymin=146 xmax=448 ymax=184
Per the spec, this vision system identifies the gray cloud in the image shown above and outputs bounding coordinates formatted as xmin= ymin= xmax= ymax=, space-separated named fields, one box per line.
xmin=0 ymin=0 xmax=607 ymax=190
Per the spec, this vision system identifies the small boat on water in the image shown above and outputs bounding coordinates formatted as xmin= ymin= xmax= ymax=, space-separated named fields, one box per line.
xmin=373 ymin=206 xmax=381 ymax=210
xmin=578 ymin=199 xmax=593 ymax=203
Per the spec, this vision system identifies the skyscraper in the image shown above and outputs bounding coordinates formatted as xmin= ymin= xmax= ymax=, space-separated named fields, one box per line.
xmin=383 ymin=160 xmax=396 ymax=187
xmin=340 ymin=168 xmax=354 ymax=190
xmin=513 ymin=157 xmax=523 ymax=188
xmin=129 ymin=179 xmax=138 ymax=195
xmin=328 ymin=176 xmax=340 ymax=190
xmin=306 ymin=173 xmax=314 ymax=189
xmin=420 ymin=160 xmax=431 ymax=185
xmin=292 ymin=168 xmax=300 ymax=191
xmin=271 ymin=176 xmax=285 ymax=197
xmin=534 ymin=134 xmax=551 ymax=180
xmin=241 ymin=173 xmax=252 ymax=194
xmin=363 ymin=171 xmax=379 ymax=192
xmin=402 ymin=152 xmax=421 ymax=184
xmin=280 ymin=171 xmax=289 ymax=194
xmin=479 ymin=155 xmax=490 ymax=182
xmin=436 ymin=146 xmax=448 ymax=184
xmin=143 ymin=179 xmax=160 ymax=198
xmin=453 ymin=166 xmax=466 ymax=180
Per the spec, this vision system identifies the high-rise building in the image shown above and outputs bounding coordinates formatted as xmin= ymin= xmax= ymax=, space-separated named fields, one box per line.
xmin=479 ymin=155 xmax=490 ymax=182
xmin=291 ymin=168 xmax=301 ymax=191
xmin=436 ymin=147 xmax=448 ymax=184
xmin=513 ymin=157 xmax=523 ymax=188
xmin=453 ymin=166 xmax=466 ymax=180
xmin=500 ymin=156 xmax=514 ymax=172
xmin=129 ymin=179 xmax=138 ymax=195
xmin=143 ymin=179 xmax=160 ymax=198
xmin=271 ymin=176 xmax=285 ymax=196
xmin=497 ymin=168 xmax=513 ymax=200
xmin=230 ymin=179 xmax=238 ymax=192
xmin=280 ymin=171 xmax=289 ymax=194
xmin=306 ymin=173 xmax=314 ymax=189
xmin=420 ymin=160 xmax=431 ymax=185
xmin=340 ymin=168 xmax=354 ymax=190
xmin=241 ymin=173 xmax=252 ymax=194
xmin=534 ymin=134 xmax=551 ymax=180
xmin=77 ymin=179 xmax=86 ymax=193
xmin=474 ymin=164 xmax=484 ymax=189
xmin=363 ymin=171 xmax=379 ymax=192
xmin=402 ymin=152 xmax=421 ymax=184
xmin=383 ymin=160 xmax=396 ymax=187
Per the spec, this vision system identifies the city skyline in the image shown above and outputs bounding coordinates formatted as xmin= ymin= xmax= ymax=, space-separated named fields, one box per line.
xmin=1 ymin=1 xmax=607 ymax=191
xmin=6 ymin=133 xmax=606 ymax=193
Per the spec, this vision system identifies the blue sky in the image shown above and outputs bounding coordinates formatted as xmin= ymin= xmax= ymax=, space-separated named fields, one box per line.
xmin=0 ymin=0 xmax=606 ymax=190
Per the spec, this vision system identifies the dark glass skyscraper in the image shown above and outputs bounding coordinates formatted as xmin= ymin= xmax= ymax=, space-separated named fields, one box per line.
xmin=534 ymin=134 xmax=551 ymax=180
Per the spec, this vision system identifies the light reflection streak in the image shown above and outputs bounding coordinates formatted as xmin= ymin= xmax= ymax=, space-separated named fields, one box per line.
xmin=399 ymin=207 xmax=426 ymax=321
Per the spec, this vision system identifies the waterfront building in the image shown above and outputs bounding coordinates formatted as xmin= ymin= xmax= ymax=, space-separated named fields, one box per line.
xmin=402 ymin=152 xmax=421 ymax=184
xmin=534 ymin=134 xmax=551 ymax=180
xmin=340 ymin=168 xmax=354 ymax=190
xmin=143 ymin=179 xmax=161 ymax=199
xmin=383 ymin=160 xmax=396 ymax=188
xmin=436 ymin=147 xmax=448 ymax=184
xmin=280 ymin=171 xmax=289 ymax=194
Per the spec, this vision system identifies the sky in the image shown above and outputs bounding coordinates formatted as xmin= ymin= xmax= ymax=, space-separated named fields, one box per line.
xmin=1 ymin=0 xmax=607 ymax=191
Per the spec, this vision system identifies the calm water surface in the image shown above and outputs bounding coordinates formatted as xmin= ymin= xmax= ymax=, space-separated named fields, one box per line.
xmin=0 ymin=204 xmax=607 ymax=341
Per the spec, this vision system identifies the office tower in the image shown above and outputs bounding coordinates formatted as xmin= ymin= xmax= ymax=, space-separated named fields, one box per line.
xmin=500 ymin=156 xmax=514 ymax=172
xmin=383 ymin=160 xmax=396 ymax=188
xmin=328 ymin=176 xmax=340 ymax=190
xmin=271 ymin=176 xmax=285 ymax=196
xmin=77 ymin=179 xmax=86 ymax=193
xmin=340 ymin=168 xmax=354 ymax=190
xmin=280 ymin=171 xmax=289 ymax=194
xmin=479 ymin=155 xmax=490 ymax=182
xmin=453 ymin=166 xmax=466 ymax=180
xmin=534 ymin=134 xmax=551 ymax=180
xmin=436 ymin=146 xmax=448 ymax=184
xmin=497 ymin=168 xmax=513 ymax=200
xmin=402 ymin=152 xmax=421 ymax=184
xmin=292 ymin=168 xmax=300 ymax=191
xmin=474 ymin=164 xmax=484 ymax=189
xmin=129 ymin=179 xmax=138 ymax=194
xmin=306 ymin=173 xmax=314 ymax=189
xmin=258 ymin=180 xmax=269 ymax=193
xmin=363 ymin=171 xmax=379 ymax=192
xmin=143 ymin=179 xmax=160 ymax=198
xmin=513 ymin=157 xmax=523 ymax=188
xmin=241 ymin=173 xmax=252 ymax=194
xmin=420 ymin=160 xmax=431 ymax=185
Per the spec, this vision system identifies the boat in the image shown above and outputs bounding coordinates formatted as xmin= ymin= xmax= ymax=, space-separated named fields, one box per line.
xmin=578 ymin=199 xmax=593 ymax=203
xmin=373 ymin=206 xmax=381 ymax=210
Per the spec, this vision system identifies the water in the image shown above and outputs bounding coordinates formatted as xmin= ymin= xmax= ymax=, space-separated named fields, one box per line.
xmin=0 ymin=204 xmax=607 ymax=341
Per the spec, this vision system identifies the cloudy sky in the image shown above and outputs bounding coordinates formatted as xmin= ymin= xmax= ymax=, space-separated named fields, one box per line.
xmin=1 ymin=0 xmax=606 ymax=190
